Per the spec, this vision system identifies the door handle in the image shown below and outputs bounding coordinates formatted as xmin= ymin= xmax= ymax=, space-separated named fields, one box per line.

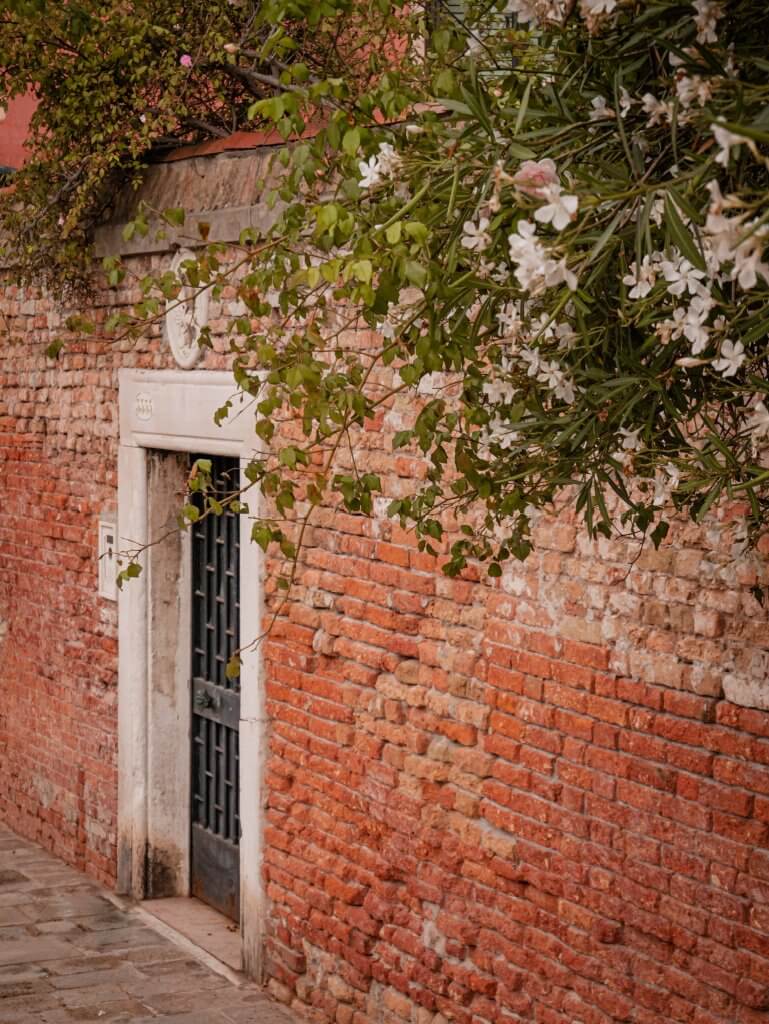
xmin=194 ymin=691 xmax=217 ymax=709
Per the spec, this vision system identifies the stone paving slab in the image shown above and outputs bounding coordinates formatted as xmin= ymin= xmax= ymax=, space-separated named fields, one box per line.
xmin=0 ymin=823 xmax=300 ymax=1024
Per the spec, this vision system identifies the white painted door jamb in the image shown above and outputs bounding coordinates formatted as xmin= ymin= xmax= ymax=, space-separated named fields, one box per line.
xmin=117 ymin=368 xmax=266 ymax=980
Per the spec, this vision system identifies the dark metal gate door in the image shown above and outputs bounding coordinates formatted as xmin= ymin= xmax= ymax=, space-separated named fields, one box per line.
xmin=190 ymin=455 xmax=241 ymax=922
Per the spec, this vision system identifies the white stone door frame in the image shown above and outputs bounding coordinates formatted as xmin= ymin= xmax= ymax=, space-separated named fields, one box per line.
xmin=117 ymin=368 xmax=265 ymax=979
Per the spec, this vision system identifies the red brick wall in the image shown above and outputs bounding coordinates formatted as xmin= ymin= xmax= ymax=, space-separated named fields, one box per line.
xmin=263 ymin=562 xmax=769 ymax=1022
xmin=0 ymin=154 xmax=768 ymax=1021
xmin=260 ymin=397 xmax=769 ymax=1022
xmin=0 ymin=291 xmax=117 ymax=882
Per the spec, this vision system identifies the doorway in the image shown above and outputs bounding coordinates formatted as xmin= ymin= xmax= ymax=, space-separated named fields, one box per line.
xmin=189 ymin=455 xmax=241 ymax=922
xmin=117 ymin=368 xmax=266 ymax=979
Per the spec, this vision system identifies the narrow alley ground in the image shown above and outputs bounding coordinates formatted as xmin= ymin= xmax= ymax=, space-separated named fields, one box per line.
xmin=0 ymin=823 xmax=297 ymax=1023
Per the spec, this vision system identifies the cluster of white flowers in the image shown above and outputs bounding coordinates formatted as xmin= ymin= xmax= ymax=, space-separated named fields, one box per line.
xmin=517 ymin=342 xmax=576 ymax=404
xmin=675 ymin=74 xmax=713 ymax=113
xmin=704 ymin=180 xmax=769 ymax=289
xmin=503 ymin=0 xmax=565 ymax=26
xmin=501 ymin=0 xmax=618 ymax=31
xmin=623 ymin=175 xmax=768 ymax=382
xmin=358 ymin=142 xmax=401 ymax=190
xmin=508 ymin=220 xmax=577 ymax=294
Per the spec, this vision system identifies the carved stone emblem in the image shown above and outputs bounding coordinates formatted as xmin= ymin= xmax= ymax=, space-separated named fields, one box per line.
xmin=164 ymin=248 xmax=210 ymax=369
xmin=135 ymin=392 xmax=153 ymax=421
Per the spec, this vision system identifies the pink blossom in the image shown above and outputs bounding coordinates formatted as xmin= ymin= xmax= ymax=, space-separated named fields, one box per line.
xmin=180 ymin=54 xmax=193 ymax=68
xmin=512 ymin=159 xmax=559 ymax=198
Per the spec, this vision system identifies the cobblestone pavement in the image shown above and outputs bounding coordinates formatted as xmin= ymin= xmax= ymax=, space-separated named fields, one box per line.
xmin=0 ymin=824 xmax=297 ymax=1023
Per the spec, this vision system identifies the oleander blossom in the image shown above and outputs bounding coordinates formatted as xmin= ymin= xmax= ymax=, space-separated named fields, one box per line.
xmin=358 ymin=143 xmax=401 ymax=190
xmin=533 ymin=184 xmax=579 ymax=231
xmin=692 ymin=0 xmax=724 ymax=44
xmin=461 ymin=217 xmax=492 ymax=253
xmin=507 ymin=220 xmax=577 ymax=293
xmin=748 ymin=401 xmax=769 ymax=440
xmin=623 ymin=256 xmax=657 ymax=299
xmin=713 ymin=339 xmax=745 ymax=377
xmin=711 ymin=123 xmax=751 ymax=167
xmin=512 ymin=159 xmax=559 ymax=198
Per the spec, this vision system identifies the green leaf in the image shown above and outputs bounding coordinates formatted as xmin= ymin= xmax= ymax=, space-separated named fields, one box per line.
xmin=385 ymin=221 xmax=402 ymax=244
xmin=342 ymin=127 xmax=361 ymax=156
xmin=664 ymin=193 xmax=705 ymax=272
xmin=164 ymin=207 xmax=185 ymax=227
xmin=403 ymin=260 xmax=427 ymax=287
xmin=351 ymin=259 xmax=373 ymax=283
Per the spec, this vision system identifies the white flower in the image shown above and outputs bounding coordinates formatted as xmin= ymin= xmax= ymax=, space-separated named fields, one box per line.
xmin=543 ymin=257 xmax=578 ymax=292
xmin=508 ymin=219 xmax=540 ymax=261
xmin=461 ymin=217 xmax=492 ymax=253
xmin=555 ymin=322 xmax=577 ymax=349
xmin=676 ymin=75 xmax=713 ymax=109
xmin=619 ymin=87 xmax=633 ymax=118
xmin=747 ymin=401 xmax=769 ymax=439
xmin=503 ymin=0 xmax=546 ymax=26
xmin=533 ymin=184 xmax=579 ymax=232
xmin=483 ymin=377 xmax=517 ymax=405
xmin=378 ymin=317 xmax=397 ymax=340
xmin=711 ymin=123 xmax=749 ymax=168
xmin=653 ymin=463 xmax=681 ymax=506
xmin=623 ymin=255 xmax=657 ymax=299
xmin=358 ymin=156 xmax=382 ymax=190
xmin=664 ymin=462 xmax=682 ymax=489
xmin=589 ymin=95 xmax=615 ymax=121
xmin=692 ymin=0 xmax=724 ymax=45
xmin=497 ymin=301 xmax=524 ymax=338
xmin=376 ymin=142 xmax=401 ymax=177
xmin=683 ymin=294 xmax=716 ymax=355
xmin=484 ymin=415 xmax=520 ymax=450
xmin=660 ymin=253 xmax=706 ymax=297
xmin=712 ymin=339 xmax=745 ymax=377
xmin=508 ymin=221 xmax=577 ymax=294
xmin=619 ymin=427 xmax=643 ymax=452
xmin=650 ymin=199 xmax=665 ymax=227
xmin=613 ymin=427 xmax=642 ymax=467
xmin=538 ymin=360 xmax=576 ymax=403
xmin=580 ymin=0 xmax=617 ymax=31
xmin=731 ymin=222 xmax=769 ymax=291
xmin=581 ymin=0 xmax=617 ymax=11
xmin=642 ymin=93 xmax=672 ymax=126
xmin=519 ymin=345 xmax=542 ymax=377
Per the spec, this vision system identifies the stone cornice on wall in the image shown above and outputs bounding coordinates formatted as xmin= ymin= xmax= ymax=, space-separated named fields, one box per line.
xmin=94 ymin=146 xmax=284 ymax=258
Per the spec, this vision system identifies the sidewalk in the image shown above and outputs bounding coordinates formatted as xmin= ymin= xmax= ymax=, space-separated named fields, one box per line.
xmin=0 ymin=823 xmax=296 ymax=1023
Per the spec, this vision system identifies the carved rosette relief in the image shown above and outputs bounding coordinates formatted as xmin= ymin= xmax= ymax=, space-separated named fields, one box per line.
xmin=164 ymin=248 xmax=210 ymax=369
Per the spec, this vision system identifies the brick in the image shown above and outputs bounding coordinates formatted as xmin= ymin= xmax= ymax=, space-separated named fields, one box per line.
xmin=4 ymin=195 xmax=769 ymax=1024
